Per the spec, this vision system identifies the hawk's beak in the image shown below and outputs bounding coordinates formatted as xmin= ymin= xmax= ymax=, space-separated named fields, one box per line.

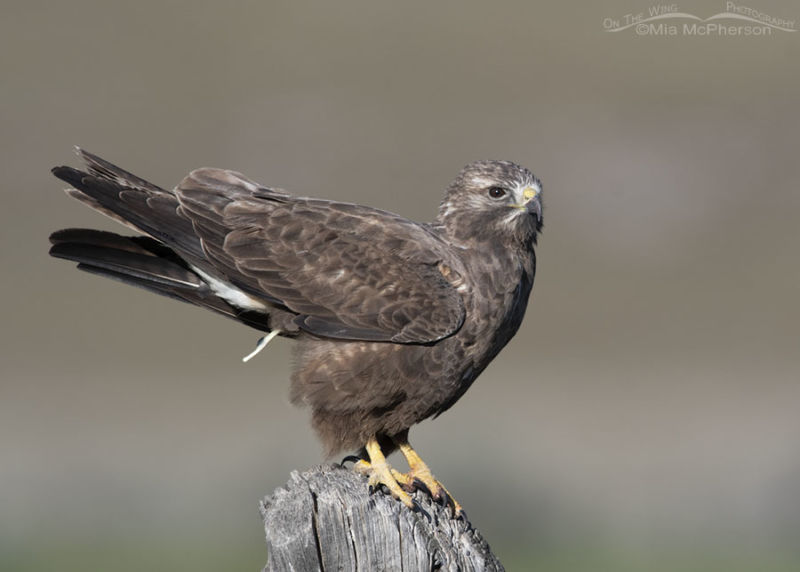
xmin=522 ymin=187 xmax=542 ymax=222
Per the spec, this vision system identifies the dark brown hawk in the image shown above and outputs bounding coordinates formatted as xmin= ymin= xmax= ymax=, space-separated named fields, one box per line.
xmin=49 ymin=148 xmax=543 ymax=514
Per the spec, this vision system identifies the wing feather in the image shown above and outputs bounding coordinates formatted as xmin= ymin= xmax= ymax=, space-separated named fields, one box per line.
xmin=176 ymin=169 xmax=465 ymax=343
xmin=54 ymin=151 xmax=466 ymax=344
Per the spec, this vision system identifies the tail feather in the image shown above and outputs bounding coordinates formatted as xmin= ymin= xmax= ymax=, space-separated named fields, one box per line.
xmin=78 ymin=147 xmax=167 ymax=195
xmin=51 ymin=151 xmax=205 ymax=262
xmin=50 ymin=232 xmax=202 ymax=290
xmin=49 ymin=150 xmax=277 ymax=334
xmin=49 ymin=228 xmax=271 ymax=332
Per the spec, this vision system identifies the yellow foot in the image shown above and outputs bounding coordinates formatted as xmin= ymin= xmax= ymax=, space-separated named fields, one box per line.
xmin=393 ymin=438 xmax=464 ymax=517
xmin=353 ymin=437 xmax=414 ymax=509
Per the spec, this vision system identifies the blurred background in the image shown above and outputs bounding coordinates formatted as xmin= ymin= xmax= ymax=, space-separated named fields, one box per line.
xmin=2 ymin=1 xmax=799 ymax=570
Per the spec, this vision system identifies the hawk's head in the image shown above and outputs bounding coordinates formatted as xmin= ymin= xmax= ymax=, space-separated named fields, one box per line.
xmin=437 ymin=160 xmax=543 ymax=247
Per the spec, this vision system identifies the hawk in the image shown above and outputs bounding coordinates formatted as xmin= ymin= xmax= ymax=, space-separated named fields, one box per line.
xmin=49 ymin=148 xmax=543 ymax=514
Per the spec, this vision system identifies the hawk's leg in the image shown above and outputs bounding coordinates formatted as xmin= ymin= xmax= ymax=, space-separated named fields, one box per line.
xmin=391 ymin=436 xmax=464 ymax=516
xmin=353 ymin=436 xmax=415 ymax=509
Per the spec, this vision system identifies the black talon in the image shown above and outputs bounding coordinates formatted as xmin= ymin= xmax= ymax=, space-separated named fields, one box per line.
xmin=340 ymin=454 xmax=361 ymax=466
xmin=414 ymin=501 xmax=432 ymax=523
xmin=412 ymin=478 xmax=432 ymax=497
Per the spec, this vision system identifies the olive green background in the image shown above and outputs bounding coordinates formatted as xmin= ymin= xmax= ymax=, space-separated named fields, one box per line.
xmin=2 ymin=1 xmax=799 ymax=570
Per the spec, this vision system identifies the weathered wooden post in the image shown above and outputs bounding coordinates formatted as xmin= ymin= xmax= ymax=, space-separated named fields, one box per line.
xmin=260 ymin=464 xmax=504 ymax=571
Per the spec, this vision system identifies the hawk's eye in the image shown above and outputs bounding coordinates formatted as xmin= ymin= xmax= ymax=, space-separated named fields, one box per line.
xmin=487 ymin=186 xmax=507 ymax=199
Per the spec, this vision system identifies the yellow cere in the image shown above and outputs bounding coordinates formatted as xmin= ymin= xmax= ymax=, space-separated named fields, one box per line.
xmin=522 ymin=186 xmax=539 ymax=200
